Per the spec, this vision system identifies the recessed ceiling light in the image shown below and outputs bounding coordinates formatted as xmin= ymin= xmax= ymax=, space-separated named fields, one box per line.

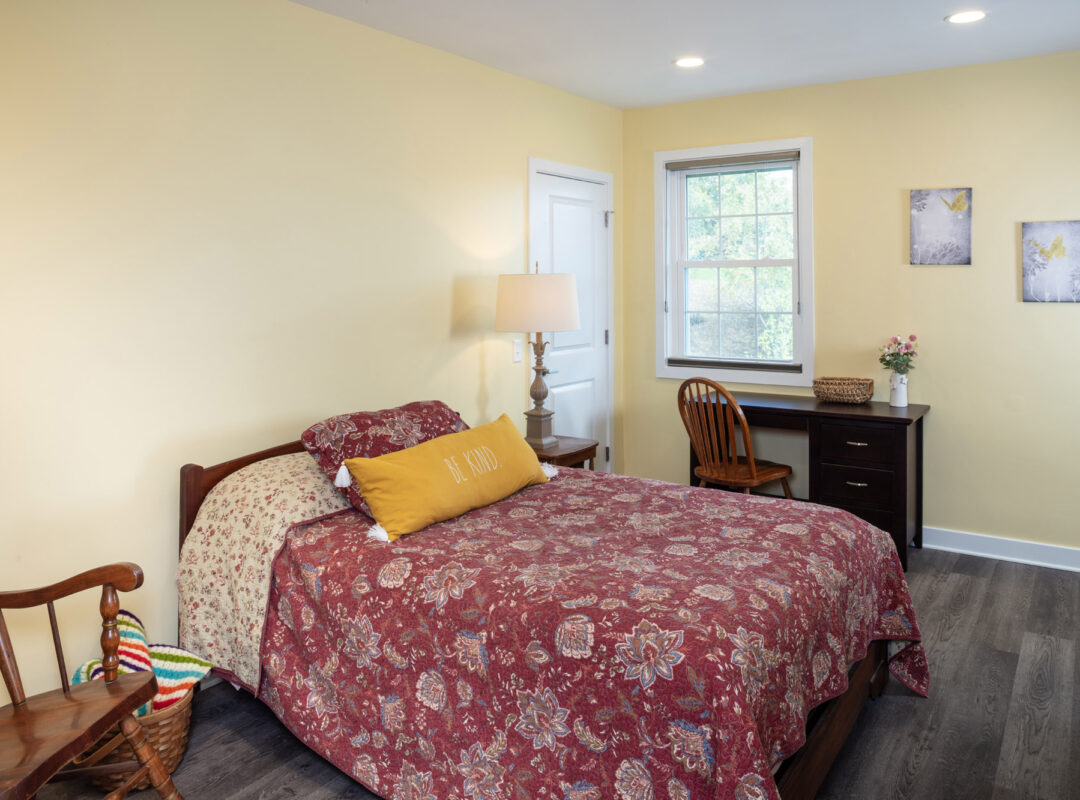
xmin=675 ymin=56 xmax=705 ymax=68
xmin=945 ymin=10 xmax=987 ymax=24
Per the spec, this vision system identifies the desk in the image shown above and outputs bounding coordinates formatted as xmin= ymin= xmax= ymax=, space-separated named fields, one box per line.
xmin=688 ymin=392 xmax=930 ymax=569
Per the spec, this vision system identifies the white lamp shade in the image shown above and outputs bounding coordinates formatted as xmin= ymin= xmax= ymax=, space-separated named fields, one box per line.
xmin=495 ymin=273 xmax=581 ymax=333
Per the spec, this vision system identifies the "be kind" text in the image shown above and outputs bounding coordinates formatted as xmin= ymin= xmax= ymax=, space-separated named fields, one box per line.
xmin=444 ymin=446 xmax=500 ymax=484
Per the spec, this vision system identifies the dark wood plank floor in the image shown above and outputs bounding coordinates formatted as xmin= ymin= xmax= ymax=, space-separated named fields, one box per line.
xmin=817 ymin=550 xmax=1077 ymax=800
xmin=39 ymin=549 xmax=1079 ymax=800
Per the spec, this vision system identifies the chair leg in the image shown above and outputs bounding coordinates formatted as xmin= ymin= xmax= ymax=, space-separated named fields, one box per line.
xmin=115 ymin=714 xmax=182 ymax=800
xmin=742 ymin=487 xmax=750 ymax=495
xmin=699 ymin=479 xmax=707 ymax=488
xmin=781 ymin=477 xmax=792 ymax=499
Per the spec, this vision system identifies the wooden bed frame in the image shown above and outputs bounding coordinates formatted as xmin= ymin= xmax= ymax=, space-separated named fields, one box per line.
xmin=179 ymin=442 xmax=888 ymax=800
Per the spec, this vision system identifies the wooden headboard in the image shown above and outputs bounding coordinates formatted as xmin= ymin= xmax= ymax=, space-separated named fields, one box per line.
xmin=178 ymin=440 xmax=306 ymax=553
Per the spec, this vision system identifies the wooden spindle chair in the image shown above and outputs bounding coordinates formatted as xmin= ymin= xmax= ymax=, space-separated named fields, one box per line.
xmin=677 ymin=377 xmax=793 ymax=498
xmin=0 ymin=563 xmax=183 ymax=800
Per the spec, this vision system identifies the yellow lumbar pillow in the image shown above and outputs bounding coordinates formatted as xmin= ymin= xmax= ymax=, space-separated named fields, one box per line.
xmin=344 ymin=413 xmax=547 ymax=541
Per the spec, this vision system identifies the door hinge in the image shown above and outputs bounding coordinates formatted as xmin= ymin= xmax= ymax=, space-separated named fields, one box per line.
xmin=605 ymin=445 xmax=611 ymax=462
xmin=664 ymin=300 xmax=669 ymax=313
xmin=604 ymin=210 xmax=615 ymax=228
xmin=797 ymin=299 xmax=802 ymax=314
xmin=604 ymin=329 xmax=609 ymax=345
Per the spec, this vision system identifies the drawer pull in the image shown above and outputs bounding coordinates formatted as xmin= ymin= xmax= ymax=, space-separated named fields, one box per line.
xmin=845 ymin=481 xmax=869 ymax=488
xmin=845 ymin=441 xmax=870 ymax=447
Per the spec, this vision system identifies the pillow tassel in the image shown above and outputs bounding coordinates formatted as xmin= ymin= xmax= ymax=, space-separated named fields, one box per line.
xmin=334 ymin=463 xmax=352 ymax=488
xmin=541 ymin=463 xmax=559 ymax=479
xmin=367 ymin=523 xmax=390 ymax=542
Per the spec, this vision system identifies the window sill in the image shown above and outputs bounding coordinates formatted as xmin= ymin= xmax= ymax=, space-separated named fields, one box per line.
xmin=657 ymin=359 xmax=813 ymax=387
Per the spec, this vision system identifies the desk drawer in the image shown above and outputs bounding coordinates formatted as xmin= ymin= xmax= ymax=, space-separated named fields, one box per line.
xmin=819 ymin=422 xmax=896 ymax=466
xmin=820 ymin=463 xmax=893 ymax=507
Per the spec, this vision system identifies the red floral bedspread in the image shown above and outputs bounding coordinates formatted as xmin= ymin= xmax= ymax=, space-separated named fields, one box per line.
xmin=259 ymin=468 xmax=927 ymax=800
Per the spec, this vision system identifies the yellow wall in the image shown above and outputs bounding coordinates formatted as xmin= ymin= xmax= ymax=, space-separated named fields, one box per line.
xmin=0 ymin=0 xmax=621 ymax=700
xmin=621 ymin=52 xmax=1080 ymax=548
xmin=3 ymin=0 xmax=1077 ymax=704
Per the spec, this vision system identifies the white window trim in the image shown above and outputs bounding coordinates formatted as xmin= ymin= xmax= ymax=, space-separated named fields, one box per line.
xmin=654 ymin=137 xmax=814 ymax=387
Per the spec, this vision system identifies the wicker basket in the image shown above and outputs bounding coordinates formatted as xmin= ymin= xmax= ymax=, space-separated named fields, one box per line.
xmin=79 ymin=688 xmax=194 ymax=792
xmin=812 ymin=377 xmax=874 ymax=404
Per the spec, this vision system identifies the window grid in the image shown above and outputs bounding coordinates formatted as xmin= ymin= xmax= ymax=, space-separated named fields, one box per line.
xmin=682 ymin=268 xmax=795 ymax=361
xmin=681 ymin=166 xmax=796 ymax=362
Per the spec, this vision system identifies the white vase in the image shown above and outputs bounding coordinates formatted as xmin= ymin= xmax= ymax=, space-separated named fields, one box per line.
xmin=889 ymin=372 xmax=908 ymax=408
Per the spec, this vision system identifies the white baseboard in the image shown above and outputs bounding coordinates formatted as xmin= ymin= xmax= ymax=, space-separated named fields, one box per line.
xmin=922 ymin=526 xmax=1080 ymax=573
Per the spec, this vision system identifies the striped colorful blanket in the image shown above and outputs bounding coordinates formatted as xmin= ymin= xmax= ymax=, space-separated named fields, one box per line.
xmin=72 ymin=610 xmax=211 ymax=712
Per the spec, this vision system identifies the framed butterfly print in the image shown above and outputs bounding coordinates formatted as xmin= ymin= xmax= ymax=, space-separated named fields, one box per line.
xmin=910 ymin=188 xmax=972 ymax=265
xmin=1022 ymin=220 xmax=1080 ymax=303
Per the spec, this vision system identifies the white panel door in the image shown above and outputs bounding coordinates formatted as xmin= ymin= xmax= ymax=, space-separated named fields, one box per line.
xmin=529 ymin=159 xmax=614 ymax=470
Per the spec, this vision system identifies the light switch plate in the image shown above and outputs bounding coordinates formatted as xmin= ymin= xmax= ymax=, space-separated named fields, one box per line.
xmin=512 ymin=340 xmax=523 ymax=363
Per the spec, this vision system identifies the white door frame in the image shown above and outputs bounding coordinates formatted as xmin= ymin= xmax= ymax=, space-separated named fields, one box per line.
xmin=528 ymin=157 xmax=615 ymax=470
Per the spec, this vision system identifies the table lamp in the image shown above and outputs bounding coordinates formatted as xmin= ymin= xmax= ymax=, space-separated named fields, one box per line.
xmin=495 ymin=269 xmax=581 ymax=448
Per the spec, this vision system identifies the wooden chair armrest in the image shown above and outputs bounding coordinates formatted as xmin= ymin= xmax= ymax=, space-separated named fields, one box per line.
xmin=0 ymin=563 xmax=144 ymax=609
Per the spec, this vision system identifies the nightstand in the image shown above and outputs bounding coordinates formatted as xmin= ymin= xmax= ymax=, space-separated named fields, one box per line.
xmin=532 ymin=436 xmax=598 ymax=469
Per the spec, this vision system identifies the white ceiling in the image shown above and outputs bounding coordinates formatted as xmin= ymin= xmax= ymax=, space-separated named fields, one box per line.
xmin=292 ymin=0 xmax=1080 ymax=109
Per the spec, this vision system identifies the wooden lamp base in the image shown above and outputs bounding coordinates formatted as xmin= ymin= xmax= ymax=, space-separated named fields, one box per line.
xmin=525 ymin=407 xmax=557 ymax=449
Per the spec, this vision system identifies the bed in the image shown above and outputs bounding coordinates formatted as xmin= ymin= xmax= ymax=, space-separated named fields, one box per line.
xmin=178 ymin=414 xmax=927 ymax=800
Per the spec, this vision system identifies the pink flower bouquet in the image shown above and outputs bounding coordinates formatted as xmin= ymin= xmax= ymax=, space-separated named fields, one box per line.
xmin=879 ymin=334 xmax=918 ymax=374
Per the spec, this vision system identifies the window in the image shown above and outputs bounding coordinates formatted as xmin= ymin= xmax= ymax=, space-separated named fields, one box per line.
xmin=655 ymin=138 xmax=813 ymax=386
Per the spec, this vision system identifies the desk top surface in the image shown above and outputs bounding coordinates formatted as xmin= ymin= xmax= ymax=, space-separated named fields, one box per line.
xmin=731 ymin=391 xmax=930 ymax=425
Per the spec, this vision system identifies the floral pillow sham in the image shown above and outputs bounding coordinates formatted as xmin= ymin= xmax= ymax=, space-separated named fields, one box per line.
xmin=301 ymin=400 xmax=469 ymax=513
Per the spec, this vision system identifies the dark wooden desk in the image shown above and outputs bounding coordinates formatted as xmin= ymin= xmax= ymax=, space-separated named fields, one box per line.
xmin=688 ymin=392 xmax=930 ymax=569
